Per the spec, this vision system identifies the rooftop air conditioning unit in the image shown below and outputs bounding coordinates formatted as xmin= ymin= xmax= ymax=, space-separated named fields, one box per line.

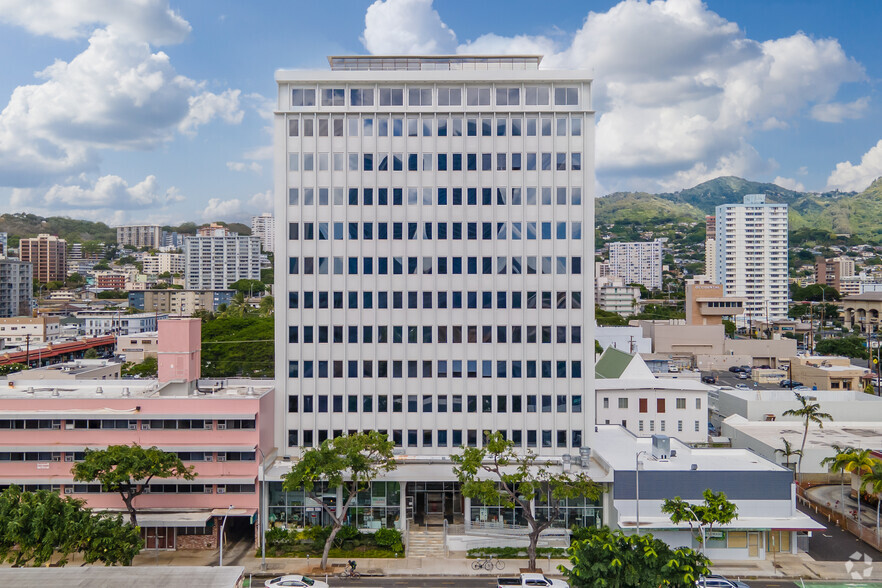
xmin=217 ymin=487 xmax=226 ymax=494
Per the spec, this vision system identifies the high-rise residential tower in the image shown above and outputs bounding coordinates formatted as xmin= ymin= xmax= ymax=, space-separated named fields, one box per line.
xmin=19 ymin=233 xmax=67 ymax=283
xmin=116 ymin=224 xmax=162 ymax=248
xmin=251 ymin=213 xmax=276 ymax=252
xmin=715 ymin=194 xmax=789 ymax=327
xmin=183 ymin=235 xmax=261 ymax=290
xmin=608 ymin=238 xmax=664 ymax=291
xmin=273 ymin=55 xmax=595 ymax=526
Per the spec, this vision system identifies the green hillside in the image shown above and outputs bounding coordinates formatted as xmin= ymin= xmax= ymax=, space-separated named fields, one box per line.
xmin=0 ymin=213 xmax=116 ymax=246
xmin=598 ymin=175 xmax=882 ymax=245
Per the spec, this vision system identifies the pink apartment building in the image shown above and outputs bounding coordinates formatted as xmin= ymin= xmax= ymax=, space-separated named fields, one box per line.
xmin=0 ymin=318 xmax=275 ymax=550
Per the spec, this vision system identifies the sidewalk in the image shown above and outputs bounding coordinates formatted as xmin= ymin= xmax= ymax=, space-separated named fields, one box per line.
xmin=131 ymin=547 xmax=882 ymax=582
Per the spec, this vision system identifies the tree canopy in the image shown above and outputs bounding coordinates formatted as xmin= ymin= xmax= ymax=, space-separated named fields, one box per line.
xmin=561 ymin=526 xmax=710 ymax=588
xmin=661 ymin=489 xmax=737 ymax=552
xmin=0 ymin=485 xmax=142 ymax=566
xmin=282 ymin=432 xmax=396 ymax=570
xmin=791 ymin=284 xmax=840 ymax=302
xmin=71 ymin=444 xmax=195 ymax=526
xmin=783 ymin=393 xmax=833 ymax=479
xmin=815 ymin=336 xmax=869 ymax=360
xmin=201 ymin=315 xmax=273 ymax=377
xmin=452 ymin=431 xmax=602 ymax=570
xmin=229 ymin=279 xmax=266 ymax=296
xmin=121 ymin=356 xmax=158 ymax=378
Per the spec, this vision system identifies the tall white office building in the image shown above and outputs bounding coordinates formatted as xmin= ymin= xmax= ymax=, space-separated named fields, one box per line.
xmin=183 ymin=235 xmax=261 ymax=290
xmin=273 ymin=55 xmax=595 ymax=527
xmin=715 ymin=194 xmax=788 ymax=327
xmin=608 ymin=238 xmax=664 ymax=291
xmin=251 ymin=213 xmax=276 ymax=252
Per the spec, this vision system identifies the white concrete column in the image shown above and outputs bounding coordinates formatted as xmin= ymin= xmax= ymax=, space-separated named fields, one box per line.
xmin=399 ymin=482 xmax=407 ymax=532
xmin=336 ymin=485 xmax=344 ymax=519
xmin=464 ymin=496 xmax=472 ymax=529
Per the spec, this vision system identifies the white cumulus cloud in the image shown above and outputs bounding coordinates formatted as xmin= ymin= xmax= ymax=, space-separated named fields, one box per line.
xmin=773 ymin=176 xmax=806 ymax=192
xmin=0 ymin=0 xmax=191 ymax=44
xmin=0 ymin=4 xmax=243 ymax=188
xmin=10 ymin=173 xmax=184 ymax=213
xmin=362 ymin=0 xmax=868 ymax=192
xmin=226 ymin=161 xmax=263 ymax=174
xmin=362 ymin=0 xmax=456 ymax=54
xmin=810 ymin=97 xmax=870 ymax=123
xmin=827 ymin=139 xmax=882 ymax=192
xmin=201 ymin=190 xmax=273 ymax=222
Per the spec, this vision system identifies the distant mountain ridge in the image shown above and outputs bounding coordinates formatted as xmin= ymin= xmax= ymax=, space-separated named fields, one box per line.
xmin=598 ymin=175 xmax=882 ymax=244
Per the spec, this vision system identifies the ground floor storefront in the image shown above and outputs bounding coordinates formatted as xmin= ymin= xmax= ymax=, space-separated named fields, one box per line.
xmin=264 ymin=480 xmax=602 ymax=533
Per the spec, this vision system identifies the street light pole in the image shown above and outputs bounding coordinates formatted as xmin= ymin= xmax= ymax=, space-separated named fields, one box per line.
xmin=219 ymin=504 xmax=234 ymax=566
xmin=684 ymin=505 xmax=706 ymax=554
xmin=635 ymin=450 xmax=649 ymax=535
xmin=256 ymin=446 xmax=268 ymax=572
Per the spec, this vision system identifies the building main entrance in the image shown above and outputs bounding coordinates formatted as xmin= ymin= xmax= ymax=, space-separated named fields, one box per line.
xmin=406 ymin=482 xmax=462 ymax=526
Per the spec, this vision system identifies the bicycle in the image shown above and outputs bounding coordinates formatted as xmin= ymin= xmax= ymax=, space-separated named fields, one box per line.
xmin=471 ymin=555 xmax=505 ymax=571
xmin=339 ymin=564 xmax=361 ymax=579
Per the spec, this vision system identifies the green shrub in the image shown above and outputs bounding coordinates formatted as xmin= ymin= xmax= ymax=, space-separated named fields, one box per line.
xmin=466 ymin=546 xmax=567 ymax=559
xmin=374 ymin=527 xmax=402 ymax=547
xmin=336 ymin=525 xmax=360 ymax=542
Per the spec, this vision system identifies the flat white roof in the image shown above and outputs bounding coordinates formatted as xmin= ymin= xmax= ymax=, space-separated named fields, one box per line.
xmin=720 ymin=388 xmax=882 ymax=403
xmin=724 ymin=415 xmax=882 ymax=450
xmin=0 ymin=379 xmax=272 ymax=400
xmin=0 ymin=567 xmax=244 ymax=588
xmin=592 ymin=425 xmax=786 ymax=473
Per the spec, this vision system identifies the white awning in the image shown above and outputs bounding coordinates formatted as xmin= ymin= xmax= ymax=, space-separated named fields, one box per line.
xmin=617 ymin=514 xmax=825 ymax=532
xmin=133 ymin=511 xmax=213 ymax=527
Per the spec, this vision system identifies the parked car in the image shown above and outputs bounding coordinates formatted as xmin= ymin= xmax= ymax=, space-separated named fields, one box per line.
xmin=265 ymin=576 xmax=329 ymax=588
xmin=740 ymin=365 xmax=753 ymax=372
xmin=779 ymin=380 xmax=803 ymax=388
xmin=701 ymin=375 xmax=717 ymax=384
xmin=498 ymin=573 xmax=569 ymax=588
xmin=696 ymin=574 xmax=751 ymax=588
xmin=735 ymin=384 xmax=750 ymax=391
xmin=737 ymin=372 xmax=750 ymax=379
xmin=728 ymin=366 xmax=742 ymax=373
xmin=793 ymin=385 xmax=812 ymax=391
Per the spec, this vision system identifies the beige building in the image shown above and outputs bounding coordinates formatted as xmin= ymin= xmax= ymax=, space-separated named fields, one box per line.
xmin=142 ymin=252 xmax=184 ymax=275
xmin=786 ymin=355 xmax=870 ymax=391
xmin=19 ymin=234 xmax=67 ymax=283
xmin=685 ymin=280 xmax=744 ymax=326
xmin=815 ymin=256 xmax=855 ymax=291
xmin=0 ymin=316 xmax=61 ymax=345
xmin=127 ymin=289 xmax=235 ymax=316
xmin=596 ymin=276 xmax=640 ymax=315
xmin=842 ymin=292 xmax=882 ymax=333
xmin=116 ymin=225 xmax=162 ymax=248
xmin=197 ymin=223 xmax=234 ymax=237
xmin=116 ymin=331 xmax=158 ymax=363
xmin=10 ymin=359 xmax=121 ymax=381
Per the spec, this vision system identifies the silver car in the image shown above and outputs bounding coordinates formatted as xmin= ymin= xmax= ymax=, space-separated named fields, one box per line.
xmin=265 ymin=575 xmax=329 ymax=588
xmin=697 ymin=575 xmax=750 ymax=588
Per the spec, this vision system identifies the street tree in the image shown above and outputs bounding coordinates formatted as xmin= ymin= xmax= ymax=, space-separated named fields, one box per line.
xmin=561 ymin=526 xmax=710 ymax=588
xmin=229 ymin=279 xmax=266 ymax=297
xmin=282 ymin=432 xmax=396 ymax=570
xmin=783 ymin=393 xmax=833 ymax=480
xmin=840 ymin=449 xmax=878 ymax=526
xmin=661 ymin=489 xmax=738 ymax=554
xmin=0 ymin=485 xmax=142 ymax=566
xmin=452 ymin=431 xmax=602 ymax=571
xmin=774 ymin=437 xmax=802 ymax=472
xmin=72 ymin=444 xmax=195 ymax=526
xmin=815 ymin=337 xmax=870 ymax=360
xmin=860 ymin=460 xmax=882 ymax=536
xmin=820 ymin=445 xmax=856 ymax=509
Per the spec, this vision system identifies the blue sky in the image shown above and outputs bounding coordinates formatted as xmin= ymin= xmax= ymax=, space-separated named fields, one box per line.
xmin=0 ymin=0 xmax=879 ymax=225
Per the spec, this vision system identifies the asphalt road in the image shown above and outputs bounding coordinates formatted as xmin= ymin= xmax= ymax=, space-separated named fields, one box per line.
xmin=705 ymin=370 xmax=782 ymax=390
xmin=799 ymin=502 xmax=882 ymax=562
xmin=311 ymin=579 xmax=802 ymax=588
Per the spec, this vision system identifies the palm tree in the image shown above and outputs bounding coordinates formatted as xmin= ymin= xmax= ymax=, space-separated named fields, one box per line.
xmin=821 ymin=445 xmax=856 ymax=514
xmin=774 ymin=438 xmax=802 ymax=472
xmin=783 ymin=393 xmax=833 ymax=480
xmin=841 ymin=449 xmax=877 ymax=527
xmin=860 ymin=460 xmax=882 ymax=536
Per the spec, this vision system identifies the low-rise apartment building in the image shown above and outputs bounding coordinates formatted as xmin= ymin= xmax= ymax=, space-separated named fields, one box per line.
xmin=80 ymin=311 xmax=166 ymax=337
xmin=0 ymin=258 xmax=33 ymax=318
xmin=128 ymin=289 xmax=235 ymax=316
xmin=116 ymin=332 xmax=158 ymax=363
xmin=142 ymin=252 xmax=184 ymax=276
xmin=95 ymin=271 xmax=126 ymax=290
xmin=787 ymin=355 xmax=870 ymax=391
xmin=0 ymin=316 xmax=61 ymax=345
xmin=596 ymin=276 xmax=640 ymax=315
